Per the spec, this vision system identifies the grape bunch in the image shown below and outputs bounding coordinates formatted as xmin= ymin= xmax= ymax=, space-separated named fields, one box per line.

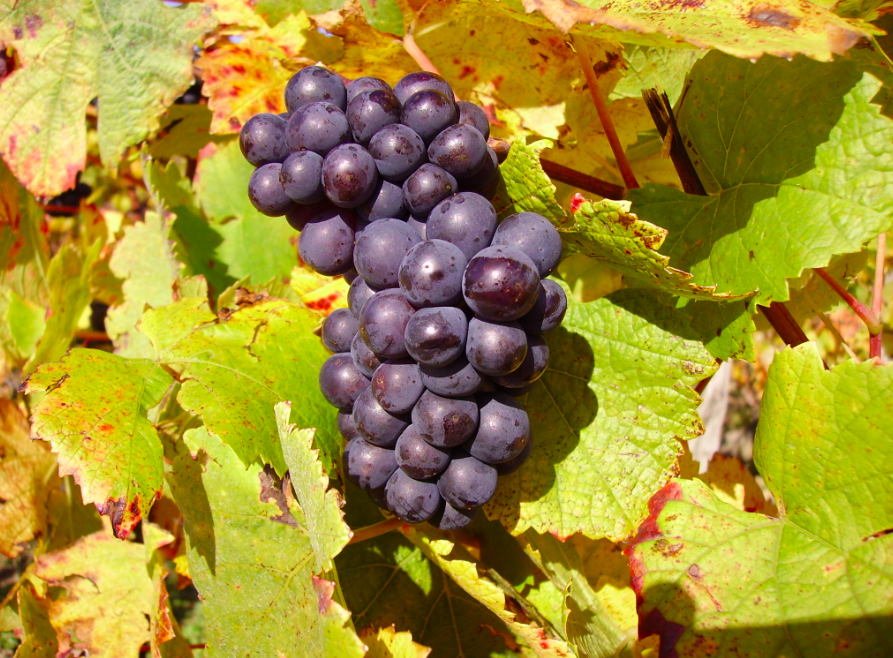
xmin=239 ymin=65 xmax=568 ymax=530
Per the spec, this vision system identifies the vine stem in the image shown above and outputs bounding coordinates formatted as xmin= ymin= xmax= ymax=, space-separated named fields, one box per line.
xmin=573 ymin=41 xmax=639 ymax=190
xmin=347 ymin=517 xmax=404 ymax=545
xmin=814 ymin=267 xmax=882 ymax=335
xmin=871 ymin=233 xmax=886 ymax=360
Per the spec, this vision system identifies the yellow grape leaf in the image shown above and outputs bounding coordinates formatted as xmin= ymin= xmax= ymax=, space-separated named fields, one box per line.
xmin=290 ymin=265 xmax=350 ymax=315
xmin=697 ymin=453 xmax=778 ymax=516
xmin=360 ymin=625 xmax=432 ymax=658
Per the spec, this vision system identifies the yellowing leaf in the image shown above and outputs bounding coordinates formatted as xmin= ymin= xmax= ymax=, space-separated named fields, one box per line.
xmin=290 ymin=265 xmax=349 ymax=315
xmin=361 ymin=626 xmax=432 ymax=658
xmin=697 ymin=453 xmax=777 ymax=516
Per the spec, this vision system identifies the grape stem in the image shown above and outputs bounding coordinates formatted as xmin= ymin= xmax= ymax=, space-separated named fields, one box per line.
xmin=540 ymin=158 xmax=626 ymax=200
xmin=347 ymin=517 xmax=404 ymax=545
xmin=573 ymin=39 xmax=639 ymax=190
xmin=871 ymin=232 xmax=886 ymax=360
xmin=814 ymin=266 xmax=883 ymax=337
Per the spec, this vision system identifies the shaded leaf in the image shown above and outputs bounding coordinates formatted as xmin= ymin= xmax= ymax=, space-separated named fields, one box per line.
xmin=22 ymin=349 xmax=174 ymax=539
xmin=15 ymin=584 xmax=58 ymax=658
xmin=149 ymin=105 xmax=230 ymax=160
xmin=0 ymin=1 xmax=214 ymax=196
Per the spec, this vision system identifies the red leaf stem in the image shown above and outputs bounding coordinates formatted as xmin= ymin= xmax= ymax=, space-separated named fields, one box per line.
xmin=871 ymin=233 xmax=886 ymax=360
xmin=814 ymin=267 xmax=882 ymax=336
xmin=539 ymin=158 xmax=626 ymax=200
xmin=347 ymin=517 xmax=404 ymax=545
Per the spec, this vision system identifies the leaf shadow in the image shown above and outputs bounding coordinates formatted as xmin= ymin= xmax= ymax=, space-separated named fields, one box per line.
xmin=168 ymin=448 xmax=217 ymax=575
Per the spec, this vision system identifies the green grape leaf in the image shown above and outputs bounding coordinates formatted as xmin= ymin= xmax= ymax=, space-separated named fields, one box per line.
xmin=168 ymin=426 xmax=365 ymax=658
xmin=105 ymin=213 xmax=181 ymax=358
xmin=0 ymin=158 xmax=48 ymax=304
xmin=193 ymin=140 xmax=256 ymax=223
xmin=610 ymin=46 xmax=705 ymax=105
xmin=22 ymin=349 xmax=174 ymax=539
xmin=629 ymin=53 xmax=893 ymax=305
xmin=276 ymin=402 xmax=351 ymax=573
xmin=140 ymin=298 xmax=338 ymax=473
xmin=500 ymin=139 xmax=572 ymax=224
xmin=629 ymin=343 xmax=893 ymax=656
xmin=0 ymin=1 xmax=214 ymax=196
xmin=485 ymin=290 xmax=716 ymax=541
xmin=360 ymin=0 xmax=404 ymax=36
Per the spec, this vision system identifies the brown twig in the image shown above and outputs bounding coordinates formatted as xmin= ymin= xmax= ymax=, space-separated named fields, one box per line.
xmin=347 ymin=517 xmax=404 ymax=545
xmin=539 ymin=159 xmax=625 ymax=200
xmin=871 ymin=233 xmax=886 ymax=360
xmin=75 ymin=330 xmax=111 ymax=344
xmin=574 ymin=41 xmax=638 ymax=190
xmin=758 ymin=302 xmax=810 ymax=348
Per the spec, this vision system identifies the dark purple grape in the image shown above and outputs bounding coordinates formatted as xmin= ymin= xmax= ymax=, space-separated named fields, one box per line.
xmin=285 ymin=102 xmax=351 ymax=155
xmin=348 ymin=276 xmax=379 ymax=318
xmin=347 ymin=76 xmax=391 ymax=103
xmin=492 ymin=335 xmax=548 ymax=388
xmin=359 ymin=289 xmax=416 ymax=359
xmin=494 ymin=436 xmax=532 ymax=476
xmin=427 ymin=124 xmax=487 ymax=180
xmin=343 ymin=437 xmax=398 ymax=490
xmin=491 ymin=212 xmax=563 ymax=277
xmin=459 ymin=147 xmax=499 ymax=198
xmin=368 ymin=124 xmax=427 ymax=183
xmin=462 ymin=246 xmax=540 ymax=321
xmin=385 ymin=468 xmax=442 ymax=523
xmin=401 ymin=90 xmax=458 ymax=144
xmin=280 ymin=150 xmax=324 ymax=204
xmin=403 ymin=164 xmax=457 ymax=218
xmin=319 ymin=353 xmax=369 ymax=409
xmin=358 ymin=179 xmax=407 ymax=221
xmin=403 ymin=306 xmax=467 ymax=367
xmin=437 ymin=449 xmax=497 ymax=509
xmin=321 ymin=143 xmax=379 ymax=209
xmin=351 ymin=331 xmax=382 ymax=378
xmin=343 ymin=270 xmax=359 ymax=284
xmin=321 ymin=308 xmax=358 ymax=353
xmin=466 ymin=318 xmax=527 ymax=376
xmin=411 ymin=390 xmax=478 ymax=448
xmin=248 ymin=163 xmax=294 ymax=217
xmin=285 ymin=66 xmax=347 ymax=113
xmin=395 ymin=424 xmax=451 ymax=480
xmin=352 ymin=387 xmax=410 ymax=448
xmin=419 ymin=357 xmax=484 ymax=398
xmin=426 ymin=192 xmax=497 ymax=260
xmin=371 ymin=358 xmax=425 ymax=414
xmin=518 ymin=280 xmax=567 ymax=334
xmin=285 ymin=200 xmax=332 ymax=232
xmin=298 ymin=207 xmax=355 ymax=276
xmin=464 ymin=393 xmax=530 ymax=464
xmin=398 ymin=240 xmax=467 ymax=308
xmin=494 ymin=382 xmax=535 ymax=398
xmin=456 ymin=101 xmax=490 ymax=140
xmin=239 ymin=113 xmax=289 ymax=166
xmin=347 ymin=89 xmax=401 ymax=145
xmin=393 ymin=71 xmax=454 ymax=105
xmin=429 ymin=501 xmax=477 ymax=530
xmin=407 ymin=216 xmax=427 ymax=239
xmin=338 ymin=408 xmax=362 ymax=441
xmin=354 ymin=219 xmax=422 ymax=289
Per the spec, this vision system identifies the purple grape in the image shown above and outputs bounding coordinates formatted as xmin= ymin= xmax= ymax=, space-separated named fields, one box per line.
xmin=395 ymin=424 xmax=452 ymax=480
xmin=518 ymin=280 xmax=567 ymax=334
xmin=494 ymin=436 xmax=532 ymax=476
xmin=463 ymin=246 xmax=540 ymax=321
xmin=403 ymin=306 xmax=467 ymax=367
xmin=437 ymin=449 xmax=497 ymax=509
xmin=239 ymin=113 xmax=290 ymax=166
xmin=429 ymin=501 xmax=478 ymax=530
xmin=385 ymin=468 xmax=442 ymax=523
xmin=358 ymin=179 xmax=408 ymax=221
xmin=298 ymin=207 xmax=355 ymax=276
xmin=411 ymin=390 xmax=478 ymax=448
xmin=492 ymin=335 xmax=548 ymax=388
xmin=401 ymin=90 xmax=458 ymax=144
xmin=491 ymin=212 xmax=563 ymax=277
xmin=371 ymin=358 xmax=425 ymax=414
xmin=285 ymin=66 xmax=347 ymax=113
xmin=393 ymin=71 xmax=454 ymax=105
xmin=464 ymin=393 xmax=530 ymax=464
xmin=347 ymin=89 xmax=401 ymax=145
xmin=343 ymin=270 xmax=359 ymax=285
xmin=319 ymin=353 xmax=369 ymax=409
xmin=419 ymin=357 xmax=483 ymax=398
xmin=338 ymin=408 xmax=362 ymax=441
xmin=351 ymin=331 xmax=382 ymax=378
xmin=403 ymin=164 xmax=458 ymax=218
xmin=368 ymin=124 xmax=427 ymax=183
xmin=426 ymin=192 xmax=497 ymax=260
xmin=348 ymin=276 xmax=379 ymax=318
xmin=280 ymin=150 xmax=324 ymax=204
xmin=407 ymin=216 xmax=427 ymax=239
xmin=321 ymin=308 xmax=358 ymax=353
xmin=347 ymin=76 xmax=391 ymax=103
xmin=466 ymin=318 xmax=527 ymax=376
xmin=285 ymin=200 xmax=331 ymax=232
xmin=352 ymin=386 xmax=410 ymax=448
xmin=459 ymin=147 xmax=499 ymax=198
xmin=456 ymin=101 xmax=490 ymax=140
xmin=248 ymin=163 xmax=294 ymax=217
xmin=427 ymin=124 xmax=487 ymax=180
xmin=398 ymin=240 xmax=467 ymax=308
xmin=343 ymin=437 xmax=398 ymax=490
xmin=285 ymin=102 xmax=351 ymax=155
xmin=354 ymin=218 xmax=422 ymax=289
xmin=322 ymin=143 xmax=379 ymax=209
xmin=359 ymin=289 xmax=416 ymax=359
